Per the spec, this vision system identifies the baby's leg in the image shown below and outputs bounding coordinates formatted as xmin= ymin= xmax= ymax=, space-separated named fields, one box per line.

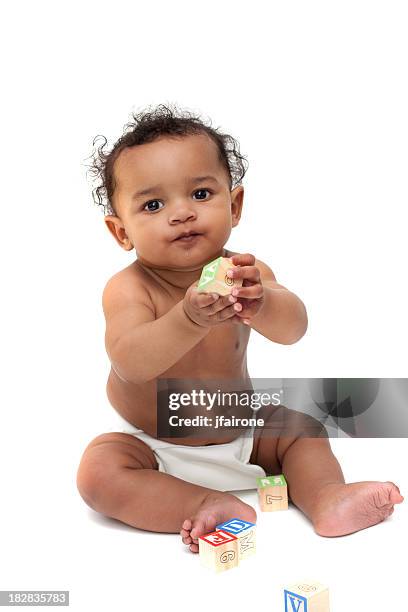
xmin=77 ymin=433 xmax=255 ymax=549
xmin=252 ymin=407 xmax=404 ymax=536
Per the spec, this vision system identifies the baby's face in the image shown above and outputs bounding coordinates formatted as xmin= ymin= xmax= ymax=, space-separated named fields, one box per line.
xmin=107 ymin=133 xmax=243 ymax=268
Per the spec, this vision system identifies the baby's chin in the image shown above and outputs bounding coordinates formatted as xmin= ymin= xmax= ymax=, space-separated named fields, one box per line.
xmin=136 ymin=253 xmax=205 ymax=272
xmin=137 ymin=247 xmax=226 ymax=271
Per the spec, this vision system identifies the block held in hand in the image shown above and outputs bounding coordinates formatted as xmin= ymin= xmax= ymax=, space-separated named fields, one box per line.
xmin=197 ymin=256 xmax=243 ymax=296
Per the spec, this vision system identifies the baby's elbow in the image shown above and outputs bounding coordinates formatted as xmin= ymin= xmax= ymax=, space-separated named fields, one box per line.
xmin=284 ymin=306 xmax=308 ymax=345
xmin=284 ymin=328 xmax=307 ymax=345
xmin=108 ymin=340 xmax=146 ymax=385
xmin=110 ymin=359 xmax=149 ymax=385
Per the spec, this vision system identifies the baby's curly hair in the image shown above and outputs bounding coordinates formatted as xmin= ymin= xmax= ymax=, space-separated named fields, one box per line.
xmin=85 ymin=103 xmax=249 ymax=215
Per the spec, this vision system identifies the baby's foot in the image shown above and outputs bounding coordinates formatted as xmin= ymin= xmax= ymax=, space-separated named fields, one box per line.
xmin=312 ymin=481 xmax=404 ymax=537
xmin=180 ymin=491 xmax=256 ymax=553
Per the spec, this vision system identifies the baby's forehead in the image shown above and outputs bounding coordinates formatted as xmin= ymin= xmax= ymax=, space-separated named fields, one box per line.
xmin=114 ymin=133 xmax=226 ymax=187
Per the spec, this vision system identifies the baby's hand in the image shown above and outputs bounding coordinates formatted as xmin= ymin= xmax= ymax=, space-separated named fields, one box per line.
xmin=227 ymin=253 xmax=264 ymax=325
xmin=183 ymin=282 xmax=243 ymax=327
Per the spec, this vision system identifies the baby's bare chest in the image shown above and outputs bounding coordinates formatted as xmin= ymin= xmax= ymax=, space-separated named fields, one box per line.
xmin=154 ymin=289 xmax=250 ymax=379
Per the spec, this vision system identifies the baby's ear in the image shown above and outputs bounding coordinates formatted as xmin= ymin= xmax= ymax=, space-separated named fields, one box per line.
xmin=104 ymin=215 xmax=133 ymax=251
xmin=230 ymin=185 xmax=244 ymax=227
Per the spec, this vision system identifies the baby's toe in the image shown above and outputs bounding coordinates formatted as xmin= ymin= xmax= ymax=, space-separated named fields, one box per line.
xmin=180 ymin=523 xmax=194 ymax=546
xmin=190 ymin=518 xmax=207 ymax=540
xmin=375 ymin=482 xmax=403 ymax=509
xmin=189 ymin=542 xmax=199 ymax=554
xmin=386 ymin=482 xmax=404 ymax=504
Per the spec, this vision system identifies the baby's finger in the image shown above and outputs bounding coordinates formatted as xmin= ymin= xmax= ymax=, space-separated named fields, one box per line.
xmin=229 ymin=314 xmax=251 ymax=325
xmin=210 ymin=303 xmax=240 ymax=323
xmin=231 ymin=284 xmax=263 ymax=299
xmin=230 ymin=253 xmax=256 ymax=267
xmin=200 ymin=293 xmax=236 ymax=315
xmin=191 ymin=290 xmax=220 ymax=309
xmin=227 ymin=265 xmax=260 ymax=283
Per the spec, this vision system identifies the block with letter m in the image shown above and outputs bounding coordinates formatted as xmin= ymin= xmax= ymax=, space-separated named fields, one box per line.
xmin=216 ymin=518 xmax=256 ymax=560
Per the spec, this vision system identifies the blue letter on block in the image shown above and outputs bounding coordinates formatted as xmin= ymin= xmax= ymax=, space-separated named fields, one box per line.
xmin=216 ymin=518 xmax=255 ymax=534
xmin=284 ymin=590 xmax=308 ymax=612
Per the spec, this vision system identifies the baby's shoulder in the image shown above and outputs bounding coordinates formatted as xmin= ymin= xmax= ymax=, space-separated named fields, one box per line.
xmin=102 ymin=262 xmax=154 ymax=319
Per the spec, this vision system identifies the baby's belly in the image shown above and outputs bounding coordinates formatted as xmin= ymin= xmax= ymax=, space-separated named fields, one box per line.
xmin=106 ymin=361 xmax=254 ymax=446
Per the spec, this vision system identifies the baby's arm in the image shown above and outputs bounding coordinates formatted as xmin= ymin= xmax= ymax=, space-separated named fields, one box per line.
xmin=102 ymin=275 xmax=207 ymax=384
xmin=102 ymin=274 xmax=237 ymax=384
xmin=228 ymin=253 xmax=308 ymax=344
xmin=253 ymin=258 xmax=308 ymax=343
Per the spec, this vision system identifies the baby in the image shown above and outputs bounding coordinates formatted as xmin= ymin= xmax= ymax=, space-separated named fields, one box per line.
xmin=77 ymin=104 xmax=403 ymax=550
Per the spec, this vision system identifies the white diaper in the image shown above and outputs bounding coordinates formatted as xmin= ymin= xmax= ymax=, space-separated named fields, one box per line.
xmin=109 ymin=413 xmax=266 ymax=492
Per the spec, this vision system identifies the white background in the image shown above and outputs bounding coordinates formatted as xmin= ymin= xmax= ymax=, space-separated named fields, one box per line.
xmin=1 ymin=1 xmax=407 ymax=610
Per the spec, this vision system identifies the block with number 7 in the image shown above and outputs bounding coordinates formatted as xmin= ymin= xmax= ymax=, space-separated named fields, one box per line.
xmin=257 ymin=474 xmax=288 ymax=511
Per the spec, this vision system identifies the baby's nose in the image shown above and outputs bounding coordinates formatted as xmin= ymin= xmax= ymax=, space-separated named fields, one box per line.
xmin=169 ymin=204 xmax=197 ymax=224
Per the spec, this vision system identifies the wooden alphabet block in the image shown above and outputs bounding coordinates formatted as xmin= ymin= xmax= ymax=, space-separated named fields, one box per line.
xmin=197 ymin=256 xmax=243 ymax=296
xmin=257 ymin=474 xmax=288 ymax=512
xmin=284 ymin=582 xmax=330 ymax=612
xmin=216 ymin=518 xmax=256 ymax=560
xmin=198 ymin=529 xmax=239 ymax=572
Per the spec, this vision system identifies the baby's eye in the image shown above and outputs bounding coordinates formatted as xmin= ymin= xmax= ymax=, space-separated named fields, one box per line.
xmin=144 ymin=200 xmax=164 ymax=213
xmin=193 ymin=188 xmax=211 ymax=200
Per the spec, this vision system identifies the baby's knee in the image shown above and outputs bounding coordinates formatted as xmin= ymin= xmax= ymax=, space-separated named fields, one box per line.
xmin=76 ymin=437 xmax=122 ymax=512
xmin=76 ymin=450 xmax=110 ymax=511
xmin=76 ymin=432 xmax=157 ymax=513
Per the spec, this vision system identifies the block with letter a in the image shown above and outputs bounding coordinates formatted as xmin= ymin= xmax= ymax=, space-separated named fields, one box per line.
xmin=257 ymin=474 xmax=288 ymax=511
xmin=198 ymin=529 xmax=239 ymax=572
xmin=216 ymin=518 xmax=256 ymax=560
xmin=284 ymin=582 xmax=330 ymax=612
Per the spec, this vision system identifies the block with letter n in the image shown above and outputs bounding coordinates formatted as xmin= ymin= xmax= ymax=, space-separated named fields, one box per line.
xmin=257 ymin=474 xmax=288 ymax=511
xmin=284 ymin=582 xmax=330 ymax=612
xmin=198 ymin=529 xmax=239 ymax=572
xmin=216 ymin=518 xmax=256 ymax=560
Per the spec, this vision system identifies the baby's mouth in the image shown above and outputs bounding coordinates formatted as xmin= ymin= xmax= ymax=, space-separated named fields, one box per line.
xmin=174 ymin=232 xmax=202 ymax=242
